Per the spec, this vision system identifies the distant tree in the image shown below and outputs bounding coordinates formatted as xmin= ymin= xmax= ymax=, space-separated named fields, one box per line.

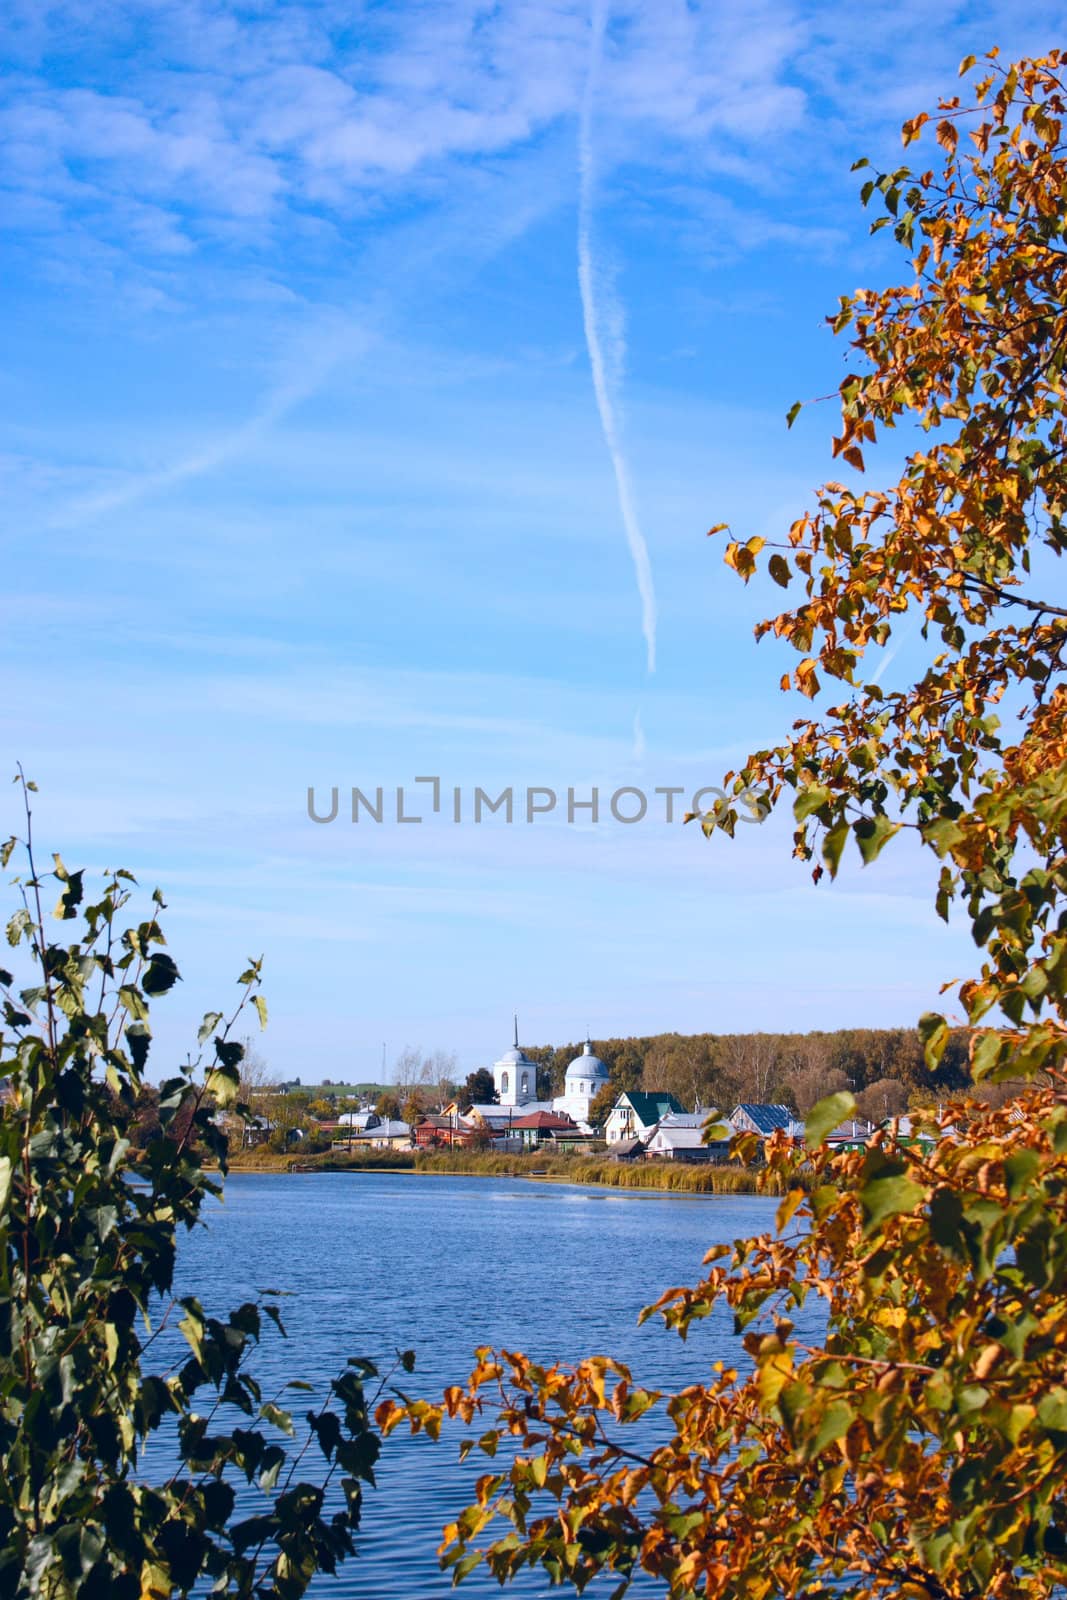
xmin=608 ymin=1043 xmax=644 ymax=1092
xmin=464 ymin=1067 xmax=497 ymax=1105
xmin=855 ymin=1076 xmax=909 ymax=1122
xmin=790 ymin=1063 xmax=851 ymax=1117
xmin=587 ymin=1082 xmax=617 ymax=1128
xmin=375 ymin=1091 xmax=402 ymax=1121
xmin=393 ymin=1045 xmax=423 ymax=1085
xmin=401 ymin=1091 xmax=424 ymax=1127
xmin=128 ymin=1083 xmax=162 ymax=1148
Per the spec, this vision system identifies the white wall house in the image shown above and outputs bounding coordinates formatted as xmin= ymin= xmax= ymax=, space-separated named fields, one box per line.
xmin=603 ymin=1091 xmax=685 ymax=1144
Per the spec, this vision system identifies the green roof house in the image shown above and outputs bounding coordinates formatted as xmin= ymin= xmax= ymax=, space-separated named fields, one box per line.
xmin=604 ymin=1090 xmax=684 ymax=1144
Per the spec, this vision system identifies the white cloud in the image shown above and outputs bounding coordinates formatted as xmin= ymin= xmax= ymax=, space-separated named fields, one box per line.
xmin=578 ymin=0 xmax=658 ymax=673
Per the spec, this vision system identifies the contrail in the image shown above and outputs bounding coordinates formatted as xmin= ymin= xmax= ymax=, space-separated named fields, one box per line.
xmin=52 ymin=322 xmax=369 ymax=529
xmin=578 ymin=0 xmax=657 ymax=673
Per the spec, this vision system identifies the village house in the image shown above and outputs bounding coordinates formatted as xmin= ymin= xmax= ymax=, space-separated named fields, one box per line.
xmin=350 ymin=1119 xmax=413 ymax=1150
xmin=644 ymin=1111 xmax=730 ymax=1163
xmin=509 ymin=1110 xmax=578 ymax=1150
xmin=337 ymin=1110 xmax=381 ymax=1132
xmin=604 ymin=1090 xmax=685 ymax=1144
xmin=462 ymin=1103 xmax=520 ymax=1135
xmin=823 ymin=1117 xmax=875 ymax=1150
xmin=729 ymin=1103 xmax=797 ymax=1137
xmin=413 ymin=1113 xmax=472 ymax=1149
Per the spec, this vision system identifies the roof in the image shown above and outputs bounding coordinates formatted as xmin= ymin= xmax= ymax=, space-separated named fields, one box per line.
xmin=731 ymin=1103 xmax=793 ymax=1135
xmin=464 ymin=1104 xmax=516 ymax=1124
xmin=616 ymin=1091 xmax=685 ymax=1125
xmin=566 ymin=1041 xmax=609 ymax=1081
xmin=658 ymin=1111 xmax=719 ymax=1130
xmin=647 ymin=1124 xmax=709 ymax=1150
xmin=827 ymin=1118 xmax=875 ymax=1142
xmin=353 ymin=1119 xmax=411 ymax=1140
xmin=511 ymin=1110 xmax=577 ymax=1130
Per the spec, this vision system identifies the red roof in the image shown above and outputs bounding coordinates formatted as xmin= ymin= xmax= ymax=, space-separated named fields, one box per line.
xmin=510 ymin=1111 xmax=577 ymax=1130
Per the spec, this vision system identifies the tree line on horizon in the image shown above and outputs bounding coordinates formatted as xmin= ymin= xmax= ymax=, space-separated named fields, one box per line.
xmin=238 ymin=1024 xmax=1010 ymax=1132
xmin=520 ymin=1023 xmax=976 ymax=1125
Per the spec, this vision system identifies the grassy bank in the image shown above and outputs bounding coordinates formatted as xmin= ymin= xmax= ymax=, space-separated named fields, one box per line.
xmin=227 ymin=1147 xmax=416 ymax=1173
xmin=225 ymin=1146 xmax=788 ymax=1194
xmin=414 ymin=1150 xmax=782 ymax=1194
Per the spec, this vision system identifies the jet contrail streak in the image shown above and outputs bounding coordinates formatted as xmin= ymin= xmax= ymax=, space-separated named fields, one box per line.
xmin=578 ymin=0 xmax=657 ymax=673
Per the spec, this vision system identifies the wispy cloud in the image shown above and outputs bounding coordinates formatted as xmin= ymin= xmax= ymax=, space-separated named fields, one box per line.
xmin=51 ymin=318 xmax=370 ymax=528
xmin=577 ymin=0 xmax=657 ymax=674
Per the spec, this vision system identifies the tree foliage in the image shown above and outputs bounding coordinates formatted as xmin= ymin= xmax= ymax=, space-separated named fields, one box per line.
xmin=386 ymin=1089 xmax=1067 ymax=1598
xmin=382 ymin=52 xmax=1067 ymax=1599
xmin=714 ymin=49 xmax=1067 ymax=1085
xmin=463 ymin=1068 xmax=497 ymax=1106
xmin=0 ymin=774 xmax=396 ymax=1598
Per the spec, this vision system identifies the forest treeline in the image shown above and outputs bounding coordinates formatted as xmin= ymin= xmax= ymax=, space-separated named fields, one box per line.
xmin=520 ymin=1026 xmax=977 ymax=1122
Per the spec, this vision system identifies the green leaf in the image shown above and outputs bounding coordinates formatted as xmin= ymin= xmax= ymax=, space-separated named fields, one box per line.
xmin=252 ymin=993 xmax=268 ymax=1029
xmin=786 ymin=401 xmax=802 ymax=429
xmin=853 ymin=814 xmax=901 ymax=864
xmin=860 ymin=1163 xmax=925 ymax=1229
xmin=53 ymin=868 xmax=85 ymax=920
xmin=143 ymin=953 xmax=180 ymax=996
xmin=971 ymin=1031 xmax=1004 ymax=1081
xmin=806 ymin=1091 xmax=856 ymax=1147
xmin=810 ymin=1399 xmax=853 ymax=1457
xmin=1037 ymin=1388 xmax=1067 ymax=1432
xmin=118 ymin=985 xmax=149 ymax=1023
xmin=206 ymin=1066 xmax=240 ymax=1108
xmin=768 ymin=553 xmax=791 ymax=588
xmin=795 ymin=783 xmax=832 ymax=822
xmin=821 ymin=821 xmax=849 ymax=878
xmin=919 ymin=1011 xmax=949 ymax=1071
xmin=198 ymin=1011 xmax=223 ymax=1045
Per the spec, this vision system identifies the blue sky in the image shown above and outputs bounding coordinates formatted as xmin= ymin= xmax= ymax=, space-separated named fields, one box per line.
xmin=2 ymin=0 xmax=1061 ymax=1081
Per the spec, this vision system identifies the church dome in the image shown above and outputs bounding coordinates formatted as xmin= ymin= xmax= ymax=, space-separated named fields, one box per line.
xmin=496 ymin=1046 xmax=528 ymax=1066
xmin=566 ymin=1041 xmax=610 ymax=1084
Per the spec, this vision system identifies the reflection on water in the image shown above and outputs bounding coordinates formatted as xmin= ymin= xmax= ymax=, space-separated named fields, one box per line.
xmin=151 ymin=1173 xmax=808 ymax=1596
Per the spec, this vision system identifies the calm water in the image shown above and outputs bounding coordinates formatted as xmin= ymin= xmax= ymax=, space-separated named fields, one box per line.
xmin=157 ymin=1173 xmax=804 ymax=1597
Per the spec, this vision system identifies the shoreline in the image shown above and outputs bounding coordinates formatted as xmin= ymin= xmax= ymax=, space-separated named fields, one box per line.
xmin=218 ymin=1154 xmax=785 ymax=1196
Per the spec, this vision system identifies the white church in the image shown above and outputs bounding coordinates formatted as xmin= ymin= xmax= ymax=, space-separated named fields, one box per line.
xmin=489 ymin=1021 xmax=611 ymax=1131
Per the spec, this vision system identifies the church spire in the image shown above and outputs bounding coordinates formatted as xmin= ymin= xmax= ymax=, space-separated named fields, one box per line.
xmin=513 ymin=1013 xmax=519 ymax=1049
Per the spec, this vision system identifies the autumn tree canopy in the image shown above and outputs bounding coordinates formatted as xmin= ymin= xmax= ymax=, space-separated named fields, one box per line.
xmin=383 ymin=51 xmax=1067 ymax=1600
xmin=716 ymin=48 xmax=1067 ymax=1087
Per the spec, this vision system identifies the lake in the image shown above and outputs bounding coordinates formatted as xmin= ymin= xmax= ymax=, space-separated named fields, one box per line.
xmin=160 ymin=1172 xmax=806 ymax=1596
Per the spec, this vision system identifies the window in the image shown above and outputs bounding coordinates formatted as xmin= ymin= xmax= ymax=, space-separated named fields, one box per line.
xmin=501 ymin=1071 xmax=509 ymax=1096
xmin=521 ymin=1073 xmax=528 ymax=1096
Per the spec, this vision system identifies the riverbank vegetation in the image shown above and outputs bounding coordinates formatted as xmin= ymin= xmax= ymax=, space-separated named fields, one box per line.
xmin=226 ymin=1145 xmax=779 ymax=1193
xmin=417 ymin=1151 xmax=777 ymax=1192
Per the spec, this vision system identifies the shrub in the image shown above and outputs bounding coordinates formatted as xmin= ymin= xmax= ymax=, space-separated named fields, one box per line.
xmin=0 ymin=775 xmax=402 ymax=1598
